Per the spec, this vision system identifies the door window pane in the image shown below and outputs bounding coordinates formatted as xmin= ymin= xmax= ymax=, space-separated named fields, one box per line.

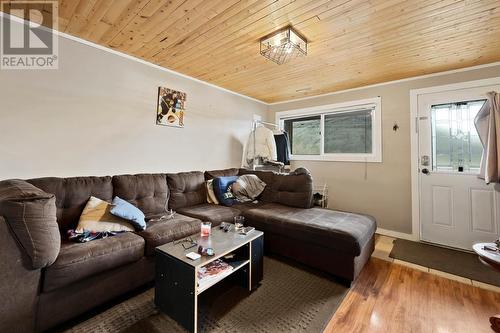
xmin=324 ymin=110 xmax=372 ymax=153
xmin=284 ymin=116 xmax=321 ymax=155
xmin=431 ymin=100 xmax=486 ymax=172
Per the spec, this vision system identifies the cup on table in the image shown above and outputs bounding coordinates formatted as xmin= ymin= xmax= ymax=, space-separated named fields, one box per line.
xmin=234 ymin=216 xmax=245 ymax=231
xmin=200 ymin=221 xmax=211 ymax=237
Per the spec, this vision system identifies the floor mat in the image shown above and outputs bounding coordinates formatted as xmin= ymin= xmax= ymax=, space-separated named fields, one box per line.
xmin=64 ymin=256 xmax=348 ymax=333
xmin=390 ymin=239 xmax=500 ymax=286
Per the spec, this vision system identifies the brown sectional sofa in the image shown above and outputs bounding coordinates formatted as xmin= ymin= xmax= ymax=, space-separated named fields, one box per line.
xmin=0 ymin=168 xmax=376 ymax=332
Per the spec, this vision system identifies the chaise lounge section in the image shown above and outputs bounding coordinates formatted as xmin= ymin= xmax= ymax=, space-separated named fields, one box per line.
xmin=0 ymin=168 xmax=376 ymax=332
xmin=202 ymin=168 xmax=376 ymax=283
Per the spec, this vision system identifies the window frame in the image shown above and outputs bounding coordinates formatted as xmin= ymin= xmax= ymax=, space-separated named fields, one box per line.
xmin=275 ymin=97 xmax=382 ymax=162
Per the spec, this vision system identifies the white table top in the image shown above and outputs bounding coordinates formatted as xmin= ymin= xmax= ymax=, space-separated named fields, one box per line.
xmin=156 ymin=226 xmax=263 ymax=268
xmin=472 ymin=243 xmax=500 ymax=265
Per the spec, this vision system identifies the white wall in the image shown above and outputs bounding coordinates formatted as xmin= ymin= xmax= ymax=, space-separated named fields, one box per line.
xmin=4 ymin=16 xmax=500 ymax=237
xmin=270 ymin=65 xmax=500 ymax=235
xmin=0 ymin=18 xmax=268 ymax=179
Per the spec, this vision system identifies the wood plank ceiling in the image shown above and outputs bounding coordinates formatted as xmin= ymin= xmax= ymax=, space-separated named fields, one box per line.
xmin=3 ymin=0 xmax=500 ymax=103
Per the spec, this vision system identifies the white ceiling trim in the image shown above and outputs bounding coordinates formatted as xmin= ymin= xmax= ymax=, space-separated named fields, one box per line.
xmin=268 ymin=61 xmax=500 ymax=105
xmin=267 ymin=61 xmax=500 ymax=105
xmin=0 ymin=11 xmax=267 ymax=105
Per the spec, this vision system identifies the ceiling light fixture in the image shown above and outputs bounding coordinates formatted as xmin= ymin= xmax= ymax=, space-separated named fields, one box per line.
xmin=260 ymin=26 xmax=307 ymax=65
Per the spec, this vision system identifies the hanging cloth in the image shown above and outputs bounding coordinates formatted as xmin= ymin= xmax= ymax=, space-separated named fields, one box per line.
xmin=274 ymin=132 xmax=291 ymax=165
xmin=474 ymin=91 xmax=500 ymax=184
xmin=242 ymin=126 xmax=278 ymax=167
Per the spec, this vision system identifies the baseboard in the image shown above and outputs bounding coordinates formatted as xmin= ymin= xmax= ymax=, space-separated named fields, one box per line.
xmin=376 ymin=228 xmax=416 ymax=241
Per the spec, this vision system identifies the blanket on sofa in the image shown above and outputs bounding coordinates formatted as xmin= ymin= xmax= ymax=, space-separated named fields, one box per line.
xmin=232 ymin=174 xmax=266 ymax=202
xmin=67 ymin=229 xmax=124 ymax=243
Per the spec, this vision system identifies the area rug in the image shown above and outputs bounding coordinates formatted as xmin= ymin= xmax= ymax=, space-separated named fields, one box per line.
xmin=390 ymin=239 xmax=500 ymax=286
xmin=64 ymin=256 xmax=348 ymax=333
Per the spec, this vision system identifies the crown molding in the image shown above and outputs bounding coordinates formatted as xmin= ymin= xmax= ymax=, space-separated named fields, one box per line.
xmin=268 ymin=61 xmax=500 ymax=105
xmin=0 ymin=12 xmax=267 ymax=105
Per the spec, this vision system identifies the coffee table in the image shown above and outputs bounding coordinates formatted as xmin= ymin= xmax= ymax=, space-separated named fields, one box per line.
xmin=155 ymin=226 xmax=264 ymax=333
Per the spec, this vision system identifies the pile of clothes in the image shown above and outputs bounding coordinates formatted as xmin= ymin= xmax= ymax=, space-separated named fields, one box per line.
xmin=67 ymin=229 xmax=124 ymax=243
xmin=206 ymin=174 xmax=266 ymax=207
xmin=242 ymin=125 xmax=290 ymax=169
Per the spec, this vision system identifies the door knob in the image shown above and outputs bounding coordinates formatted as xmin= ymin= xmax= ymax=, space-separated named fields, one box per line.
xmin=422 ymin=168 xmax=430 ymax=175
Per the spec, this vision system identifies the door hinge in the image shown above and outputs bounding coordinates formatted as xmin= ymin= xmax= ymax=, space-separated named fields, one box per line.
xmin=416 ymin=116 xmax=428 ymax=133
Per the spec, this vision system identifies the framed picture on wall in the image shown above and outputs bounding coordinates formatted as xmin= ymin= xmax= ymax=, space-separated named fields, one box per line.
xmin=156 ymin=87 xmax=186 ymax=127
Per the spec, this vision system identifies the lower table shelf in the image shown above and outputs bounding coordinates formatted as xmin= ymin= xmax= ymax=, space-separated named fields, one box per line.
xmin=197 ymin=259 xmax=250 ymax=294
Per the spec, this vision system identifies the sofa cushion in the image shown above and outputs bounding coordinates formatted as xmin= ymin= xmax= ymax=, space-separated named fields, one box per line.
xmin=232 ymin=201 xmax=266 ymax=212
xmin=167 ymin=171 xmax=206 ymax=210
xmin=28 ymin=176 xmax=113 ymax=233
xmin=43 ymin=232 xmax=145 ymax=292
xmin=137 ymin=214 xmax=201 ymax=256
xmin=112 ymin=174 xmax=168 ymax=219
xmin=238 ymin=169 xmax=314 ymax=208
xmin=176 ymin=203 xmax=241 ymax=225
xmin=243 ymin=203 xmax=376 ymax=256
xmin=272 ymin=172 xmax=313 ymax=208
xmin=0 ymin=179 xmax=60 ymax=269
xmin=204 ymin=168 xmax=239 ymax=180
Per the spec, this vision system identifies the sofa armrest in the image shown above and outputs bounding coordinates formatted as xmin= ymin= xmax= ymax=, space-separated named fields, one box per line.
xmin=0 ymin=216 xmax=42 ymax=332
xmin=0 ymin=179 xmax=60 ymax=269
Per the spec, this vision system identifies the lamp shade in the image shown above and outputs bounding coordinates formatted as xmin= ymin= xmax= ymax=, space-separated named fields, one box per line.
xmin=260 ymin=26 xmax=307 ymax=65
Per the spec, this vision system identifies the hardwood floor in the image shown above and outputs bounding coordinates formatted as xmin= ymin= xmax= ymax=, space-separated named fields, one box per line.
xmin=325 ymin=257 xmax=500 ymax=333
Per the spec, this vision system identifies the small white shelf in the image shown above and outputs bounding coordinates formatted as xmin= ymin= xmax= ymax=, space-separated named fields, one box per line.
xmin=196 ymin=259 xmax=250 ymax=295
xmin=313 ymin=183 xmax=328 ymax=208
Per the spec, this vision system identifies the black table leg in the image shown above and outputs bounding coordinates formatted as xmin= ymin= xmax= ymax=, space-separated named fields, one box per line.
xmin=155 ymin=254 xmax=197 ymax=333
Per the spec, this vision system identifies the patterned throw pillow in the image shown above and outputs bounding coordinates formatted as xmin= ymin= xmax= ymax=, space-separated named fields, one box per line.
xmin=76 ymin=196 xmax=134 ymax=233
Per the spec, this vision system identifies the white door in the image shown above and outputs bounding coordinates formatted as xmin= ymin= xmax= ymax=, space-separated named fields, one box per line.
xmin=418 ymin=86 xmax=500 ymax=250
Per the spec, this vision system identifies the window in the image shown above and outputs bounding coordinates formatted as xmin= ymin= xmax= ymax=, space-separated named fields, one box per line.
xmin=324 ymin=110 xmax=372 ymax=154
xmin=277 ymin=97 xmax=382 ymax=162
xmin=431 ymin=100 xmax=486 ymax=172
xmin=284 ymin=116 xmax=321 ymax=155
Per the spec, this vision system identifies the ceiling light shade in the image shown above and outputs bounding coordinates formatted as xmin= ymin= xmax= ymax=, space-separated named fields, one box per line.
xmin=260 ymin=26 xmax=307 ymax=65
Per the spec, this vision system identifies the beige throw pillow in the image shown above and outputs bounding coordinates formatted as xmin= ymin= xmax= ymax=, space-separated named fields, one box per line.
xmin=76 ymin=196 xmax=134 ymax=233
xmin=206 ymin=180 xmax=219 ymax=205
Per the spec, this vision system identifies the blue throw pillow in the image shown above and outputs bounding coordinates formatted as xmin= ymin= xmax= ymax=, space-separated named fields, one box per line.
xmin=110 ymin=197 xmax=146 ymax=231
xmin=213 ymin=176 xmax=239 ymax=206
